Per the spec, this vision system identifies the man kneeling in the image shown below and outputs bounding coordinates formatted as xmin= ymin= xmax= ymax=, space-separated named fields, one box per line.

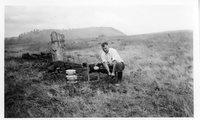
xmin=100 ymin=42 xmax=125 ymax=83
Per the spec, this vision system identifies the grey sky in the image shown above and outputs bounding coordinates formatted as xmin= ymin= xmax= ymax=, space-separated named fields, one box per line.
xmin=5 ymin=1 xmax=194 ymax=37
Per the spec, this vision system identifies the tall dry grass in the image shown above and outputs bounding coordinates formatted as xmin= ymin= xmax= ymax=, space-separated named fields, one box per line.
xmin=5 ymin=31 xmax=193 ymax=117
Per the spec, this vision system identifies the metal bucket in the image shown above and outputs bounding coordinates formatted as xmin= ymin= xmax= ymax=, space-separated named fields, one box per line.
xmin=66 ymin=75 xmax=77 ymax=81
xmin=66 ymin=69 xmax=76 ymax=75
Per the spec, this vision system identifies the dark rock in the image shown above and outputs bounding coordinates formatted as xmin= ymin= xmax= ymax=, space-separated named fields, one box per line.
xmin=22 ymin=52 xmax=52 ymax=61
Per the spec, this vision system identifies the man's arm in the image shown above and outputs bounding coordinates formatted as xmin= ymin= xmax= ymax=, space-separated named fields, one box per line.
xmin=110 ymin=48 xmax=122 ymax=76
xmin=101 ymin=52 xmax=111 ymax=75
xmin=111 ymin=60 xmax=117 ymax=76
xmin=103 ymin=62 xmax=111 ymax=75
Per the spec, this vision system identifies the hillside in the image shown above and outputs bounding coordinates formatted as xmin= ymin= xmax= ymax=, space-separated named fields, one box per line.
xmin=5 ymin=27 xmax=126 ymax=44
xmin=5 ymin=30 xmax=192 ymax=58
xmin=5 ymin=29 xmax=193 ymax=117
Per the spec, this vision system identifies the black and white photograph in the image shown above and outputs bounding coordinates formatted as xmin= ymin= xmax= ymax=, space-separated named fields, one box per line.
xmin=2 ymin=0 xmax=199 ymax=118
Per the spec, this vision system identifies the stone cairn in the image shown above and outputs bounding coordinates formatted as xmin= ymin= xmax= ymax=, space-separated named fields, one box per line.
xmin=49 ymin=31 xmax=65 ymax=62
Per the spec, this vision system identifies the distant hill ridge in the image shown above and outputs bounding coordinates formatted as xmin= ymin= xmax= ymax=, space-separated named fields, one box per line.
xmin=5 ymin=29 xmax=192 ymax=54
xmin=5 ymin=29 xmax=192 ymax=47
xmin=6 ymin=27 xmax=126 ymax=43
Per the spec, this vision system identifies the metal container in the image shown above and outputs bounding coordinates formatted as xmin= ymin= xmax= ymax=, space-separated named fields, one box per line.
xmin=66 ymin=69 xmax=76 ymax=75
xmin=66 ymin=75 xmax=77 ymax=81
xmin=67 ymin=80 xmax=77 ymax=84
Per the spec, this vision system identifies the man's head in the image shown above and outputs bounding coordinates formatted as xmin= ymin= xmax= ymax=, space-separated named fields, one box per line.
xmin=101 ymin=42 xmax=109 ymax=53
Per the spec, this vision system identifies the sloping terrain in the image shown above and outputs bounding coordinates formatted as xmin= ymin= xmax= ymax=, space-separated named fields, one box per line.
xmin=5 ymin=27 xmax=126 ymax=44
xmin=4 ymin=30 xmax=193 ymax=117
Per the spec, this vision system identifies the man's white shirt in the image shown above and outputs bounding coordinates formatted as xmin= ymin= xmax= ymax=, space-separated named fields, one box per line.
xmin=101 ymin=48 xmax=124 ymax=64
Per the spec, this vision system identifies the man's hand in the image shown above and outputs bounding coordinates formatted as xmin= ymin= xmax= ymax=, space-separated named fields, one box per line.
xmin=111 ymin=72 xmax=115 ymax=76
xmin=108 ymin=72 xmax=111 ymax=76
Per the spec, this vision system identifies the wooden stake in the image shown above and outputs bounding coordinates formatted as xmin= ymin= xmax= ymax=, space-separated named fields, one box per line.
xmin=87 ymin=63 xmax=90 ymax=81
xmin=97 ymin=73 xmax=100 ymax=81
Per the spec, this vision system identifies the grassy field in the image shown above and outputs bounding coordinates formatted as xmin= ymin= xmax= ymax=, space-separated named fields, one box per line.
xmin=4 ymin=30 xmax=193 ymax=117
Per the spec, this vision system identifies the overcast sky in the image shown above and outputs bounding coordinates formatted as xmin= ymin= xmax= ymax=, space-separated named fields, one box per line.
xmin=5 ymin=0 xmax=194 ymax=37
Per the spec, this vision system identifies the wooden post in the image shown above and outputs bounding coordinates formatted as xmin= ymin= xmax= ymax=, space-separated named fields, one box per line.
xmin=87 ymin=63 xmax=90 ymax=81
xmin=50 ymin=31 xmax=65 ymax=62
xmin=97 ymin=73 xmax=100 ymax=81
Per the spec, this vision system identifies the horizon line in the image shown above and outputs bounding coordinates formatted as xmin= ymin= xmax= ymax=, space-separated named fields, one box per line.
xmin=5 ymin=27 xmax=193 ymax=38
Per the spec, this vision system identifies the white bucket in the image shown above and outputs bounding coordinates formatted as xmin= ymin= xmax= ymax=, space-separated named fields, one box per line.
xmin=66 ymin=69 xmax=76 ymax=75
xmin=66 ymin=75 xmax=77 ymax=81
